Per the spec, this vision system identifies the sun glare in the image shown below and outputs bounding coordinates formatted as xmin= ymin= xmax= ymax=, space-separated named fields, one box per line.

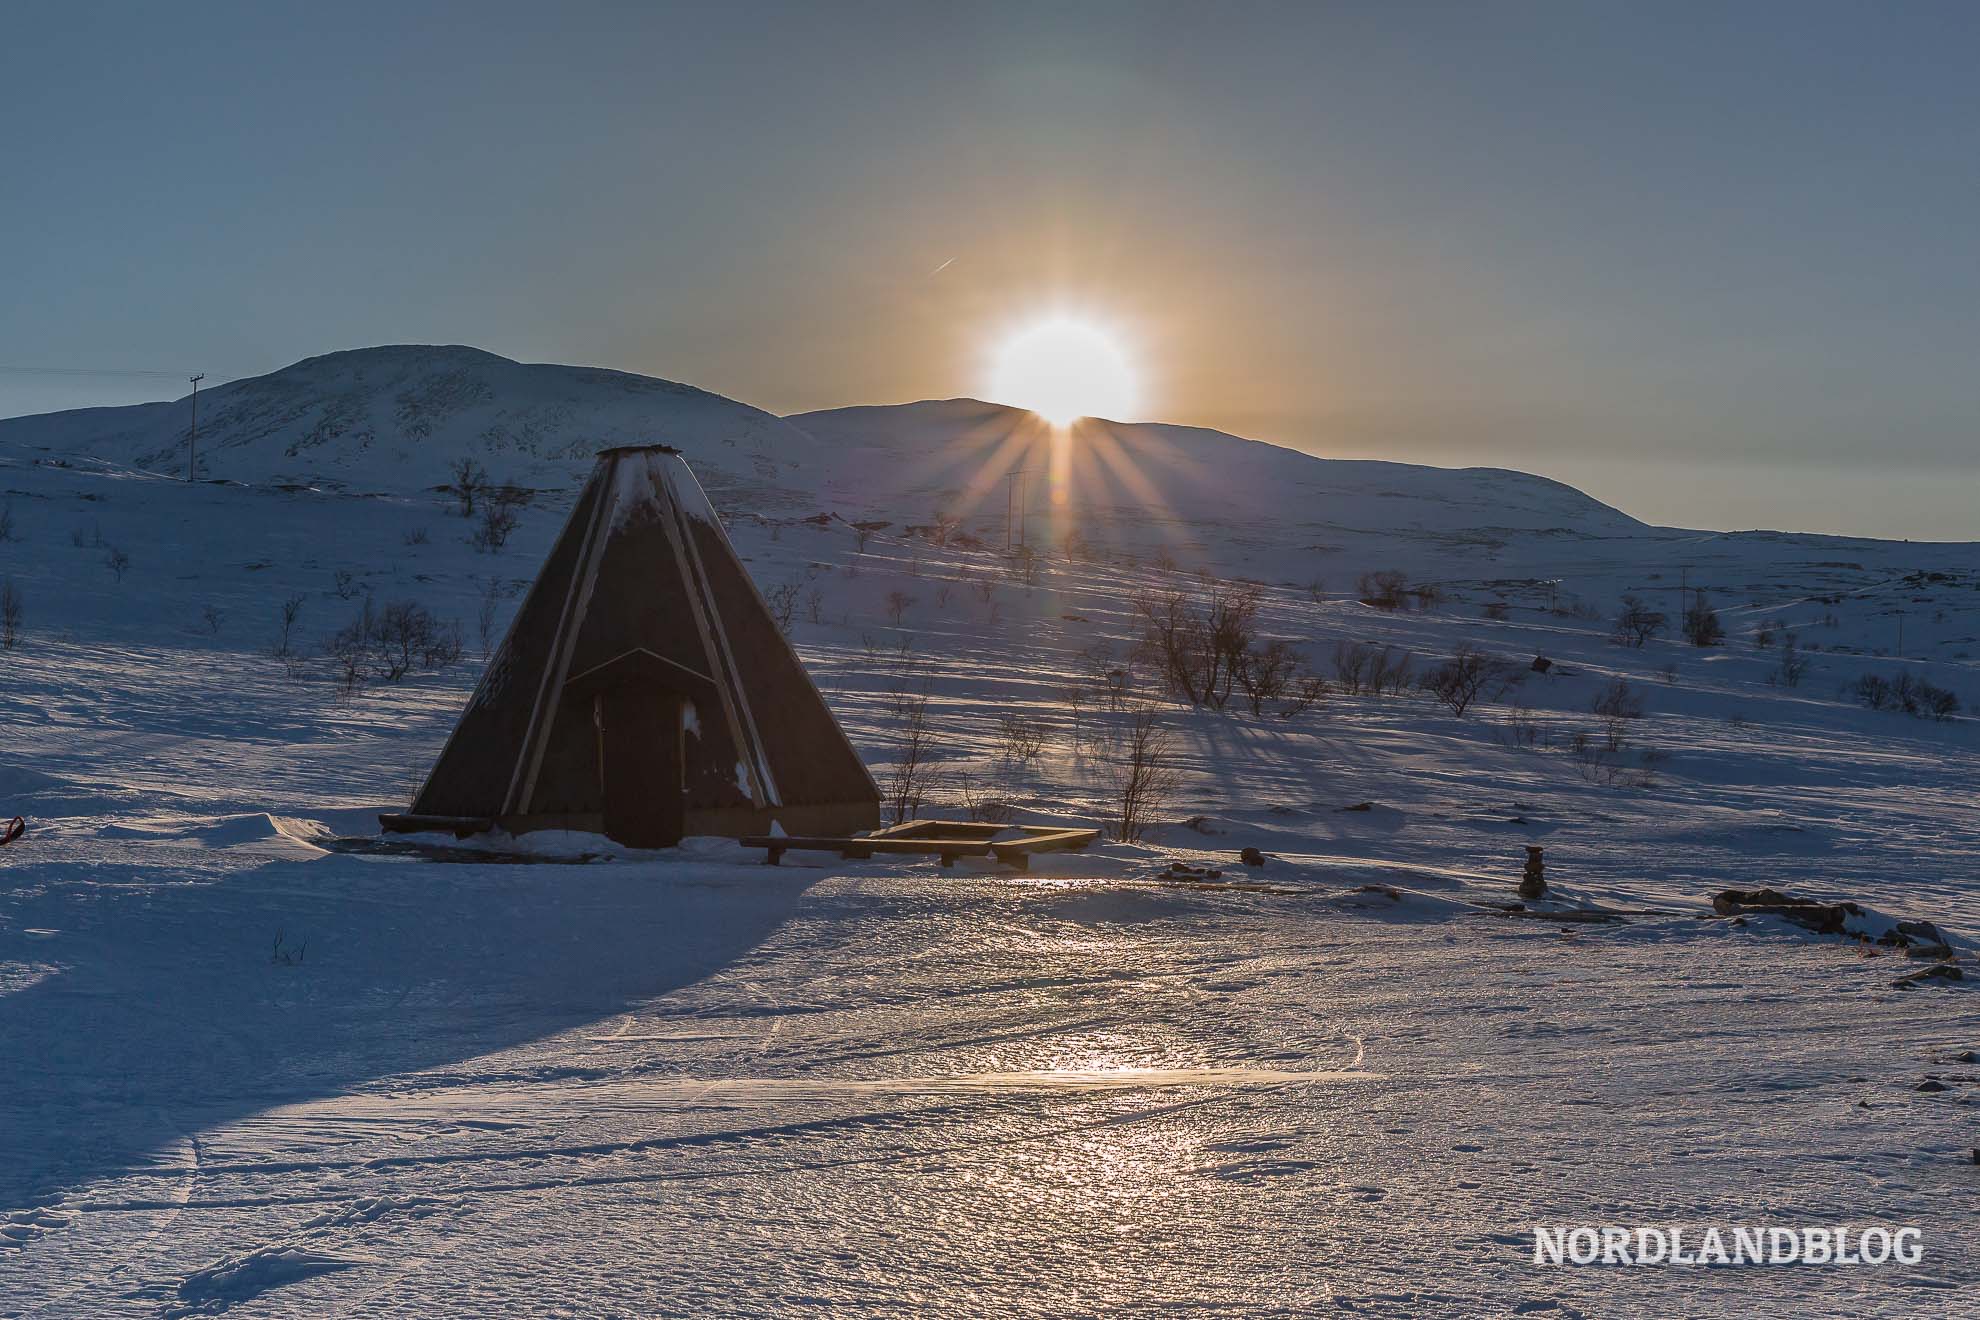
xmin=986 ymin=315 xmax=1140 ymax=425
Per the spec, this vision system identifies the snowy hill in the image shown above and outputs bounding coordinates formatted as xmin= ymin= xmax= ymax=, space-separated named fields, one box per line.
xmin=0 ymin=349 xmax=1652 ymax=561
xmin=794 ymin=398 xmax=1667 ymax=583
xmin=794 ymin=398 xmax=1645 ymax=539
xmin=0 ymin=345 xmax=821 ymax=507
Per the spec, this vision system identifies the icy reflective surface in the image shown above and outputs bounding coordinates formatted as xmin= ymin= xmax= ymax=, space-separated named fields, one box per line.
xmin=4 ymin=852 xmax=1975 ymax=1316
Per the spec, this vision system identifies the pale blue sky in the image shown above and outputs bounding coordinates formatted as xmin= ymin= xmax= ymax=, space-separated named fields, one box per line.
xmin=4 ymin=2 xmax=1978 ymax=536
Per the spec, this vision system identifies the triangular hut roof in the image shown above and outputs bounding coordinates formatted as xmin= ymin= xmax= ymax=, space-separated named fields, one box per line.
xmin=397 ymin=445 xmax=879 ymax=841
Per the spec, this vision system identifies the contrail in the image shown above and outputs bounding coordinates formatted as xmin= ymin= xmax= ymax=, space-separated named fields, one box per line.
xmin=929 ymin=257 xmax=956 ymax=277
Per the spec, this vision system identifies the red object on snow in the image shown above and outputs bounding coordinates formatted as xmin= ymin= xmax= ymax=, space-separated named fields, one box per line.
xmin=0 ymin=817 xmax=23 ymax=846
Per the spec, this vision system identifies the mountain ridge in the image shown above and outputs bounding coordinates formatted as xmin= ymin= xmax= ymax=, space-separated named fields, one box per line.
xmin=0 ymin=346 xmax=1649 ymax=554
xmin=0 ymin=344 xmax=819 ymax=506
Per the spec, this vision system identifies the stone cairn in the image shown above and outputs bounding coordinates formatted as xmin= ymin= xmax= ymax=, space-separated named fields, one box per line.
xmin=1518 ymin=846 xmax=1547 ymax=900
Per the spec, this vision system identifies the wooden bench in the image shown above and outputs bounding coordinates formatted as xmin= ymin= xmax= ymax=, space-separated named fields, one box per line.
xmin=740 ymin=819 xmax=1099 ymax=869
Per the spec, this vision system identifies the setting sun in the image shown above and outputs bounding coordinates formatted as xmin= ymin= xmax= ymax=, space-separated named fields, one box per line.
xmin=985 ymin=314 xmax=1140 ymax=425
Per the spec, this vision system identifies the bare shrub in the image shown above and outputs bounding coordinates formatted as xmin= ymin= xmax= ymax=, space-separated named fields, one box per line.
xmin=0 ymin=579 xmax=21 ymax=650
xmin=853 ymin=525 xmax=876 ymax=554
xmin=1569 ymin=731 xmax=1654 ymax=787
xmin=1277 ymin=673 xmax=1329 ymax=719
xmin=884 ymin=693 xmax=937 ymax=825
xmin=1422 ymin=643 xmax=1512 ymax=717
xmin=1103 ymin=704 xmax=1180 ymax=843
xmin=954 ymin=768 xmax=1018 ymax=824
xmin=333 ymin=569 xmax=360 ymax=600
xmin=935 ymin=581 xmax=953 ymax=609
xmin=885 ymin=590 xmax=916 ymax=625
xmin=1500 ymin=701 xmax=1541 ymax=747
xmin=471 ymin=487 xmax=527 ymax=552
xmin=996 ymin=712 xmax=1047 ymax=762
xmin=1060 ymin=682 xmax=1090 ymax=747
xmin=1236 ymin=637 xmax=1298 ymax=716
xmin=450 ymin=457 xmax=487 ymax=517
xmin=1008 ymin=545 xmax=1042 ymax=587
xmin=200 ymin=604 xmax=225 ymax=636
xmin=325 ymin=602 xmax=373 ymax=698
xmin=881 ymin=637 xmax=928 ymax=721
xmin=804 ymin=581 xmax=826 ymax=625
xmin=105 ymin=547 xmax=131 ymax=582
xmin=1483 ymin=600 xmax=1510 ymax=621
xmin=1076 ymin=640 xmax=1116 ymax=684
xmin=0 ymin=504 xmax=14 ymax=542
xmin=403 ymin=526 xmax=430 ymax=547
xmin=1371 ymin=647 xmax=1415 ymax=695
xmin=375 ymin=601 xmax=459 ymax=679
xmin=1770 ymin=633 xmax=1810 ymax=688
xmin=1233 ymin=638 xmax=1327 ymax=719
xmin=1333 ymin=640 xmax=1371 ymax=693
xmin=1591 ymin=676 xmax=1646 ymax=720
xmin=1849 ymin=670 xmax=1959 ymax=720
xmin=1612 ymin=595 xmax=1666 ymax=647
xmin=324 ymin=597 xmax=464 ymax=689
xmin=477 ymin=578 xmax=503 ymax=656
xmin=1357 ymin=570 xmax=1411 ymax=611
xmin=273 ymin=593 xmax=305 ymax=657
xmin=1332 ymin=640 xmax=1414 ymax=696
xmin=1681 ymin=592 xmax=1724 ymax=646
xmin=1132 ymin=582 xmax=1262 ymax=710
xmin=1590 ymin=677 xmax=1645 ymax=752
xmin=765 ymin=580 xmax=803 ymax=635
xmin=270 ymin=930 xmax=306 ymax=966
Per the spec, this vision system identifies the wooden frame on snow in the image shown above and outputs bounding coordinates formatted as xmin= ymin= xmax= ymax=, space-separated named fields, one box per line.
xmin=741 ymin=819 xmax=1100 ymax=870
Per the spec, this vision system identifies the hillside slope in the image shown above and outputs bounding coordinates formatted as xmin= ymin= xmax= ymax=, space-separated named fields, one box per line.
xmin=0 ymin=345 xmax=820 ymax=507
xmin=794 ymin=398 xmax=1644 ymax=536
xmin=791 ymin=397 xmax=1653 ymax=579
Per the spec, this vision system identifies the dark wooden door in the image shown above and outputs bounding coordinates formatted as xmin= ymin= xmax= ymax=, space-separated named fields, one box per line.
xmin=594 ymin=689 xmax=685 ymax=848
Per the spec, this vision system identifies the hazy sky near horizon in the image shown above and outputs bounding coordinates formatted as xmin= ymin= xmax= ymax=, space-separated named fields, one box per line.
xmin=4 ymin=1 xmax=1979 ymax=538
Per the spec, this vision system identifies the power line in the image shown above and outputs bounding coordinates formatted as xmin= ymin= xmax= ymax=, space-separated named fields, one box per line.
xmin=0 ymin=364 xmax=241 ymax=383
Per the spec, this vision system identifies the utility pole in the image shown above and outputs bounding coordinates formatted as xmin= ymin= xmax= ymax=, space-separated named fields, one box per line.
xmin=1004 ymin=469 xmax=1039 ymax=555
xmin=1017 ymin=469 xmax=1027 ymax=549
xmin=1005 ymin=471 xmax=1015 ymax=554
xmin=1678 ymin=565 xmax=1688 ymax=623
xmin=1895 ymin=608 xmax=1905 ymax=658
xmin=187 ymin=374 xmax=205 ymax=482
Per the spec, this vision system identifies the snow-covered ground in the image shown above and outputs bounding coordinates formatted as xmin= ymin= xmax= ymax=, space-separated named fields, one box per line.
xmin=3 ymin=355 xmax=1978 ymax=1315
